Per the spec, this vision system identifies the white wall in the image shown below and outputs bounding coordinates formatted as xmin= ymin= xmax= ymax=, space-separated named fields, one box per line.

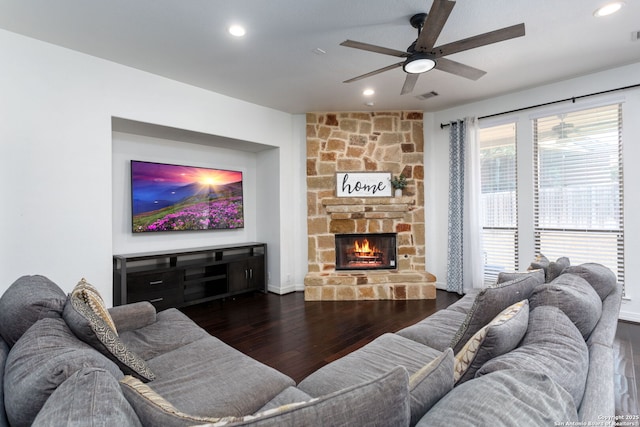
xmin=424 ymin=62 xmax=640 ymax=322
xmin=0 ymin=29 xmax=303 ymax=305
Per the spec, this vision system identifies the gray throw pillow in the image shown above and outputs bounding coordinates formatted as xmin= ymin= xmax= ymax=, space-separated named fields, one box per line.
xmin=32 ymin=368 xmax=142 ymax=427
xmin=0 ymin=275 xmax=67 ymax=347
xmin=548 ymin=257 xmax=570 ymax=282
xmin=0 ymin=336 xmax=9 ymax=427
xmin=454 ymin=300 xmax=529 ymax=384
xmin=416 ymin=370 xmax=578 ymax=427
xmin=3 ymin=318 xmax=123 ymax=427
xmin=408 ymin=348 xmax=455 ymax=426
xmin=564 ymin=263 xmax=617 ymax=300
xmin=476 ymin=305 xmax=589 ymax=407
xmin=529 ymin=273 xmax=602 ymax=339
xmin=450 ymin=273 xmax=543 ymax=353
xmin=63 ymin=296 xmax=156 ymax=382
xmin=120 ymin=366 xmax=411 ymax=427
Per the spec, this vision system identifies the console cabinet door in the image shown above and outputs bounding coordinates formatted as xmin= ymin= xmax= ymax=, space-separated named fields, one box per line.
xmin=228 ymin=256 xmax=264 ymax=293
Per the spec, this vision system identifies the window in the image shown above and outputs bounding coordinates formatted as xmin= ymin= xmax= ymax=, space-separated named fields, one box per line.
xmin=479 ymin=122 xmax=518 ymax=285
xmin=533 ymin=103 xmax=624 ymax=286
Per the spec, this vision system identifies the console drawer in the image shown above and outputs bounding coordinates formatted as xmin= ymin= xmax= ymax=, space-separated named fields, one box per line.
xmin=127 ymin=271 xmax=179 ymax=293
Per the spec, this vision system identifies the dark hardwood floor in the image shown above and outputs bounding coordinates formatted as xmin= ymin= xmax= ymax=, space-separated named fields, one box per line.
xmin=180 ymin=290 xmax=461 ymax=383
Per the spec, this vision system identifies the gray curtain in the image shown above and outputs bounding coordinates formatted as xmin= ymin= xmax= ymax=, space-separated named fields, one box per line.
xmin=447 ymin=119 xmax=465 ymax=294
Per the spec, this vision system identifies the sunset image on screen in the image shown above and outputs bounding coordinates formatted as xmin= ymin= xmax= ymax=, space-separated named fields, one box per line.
xmin=131 ymin=161 xmax=244 ymax=232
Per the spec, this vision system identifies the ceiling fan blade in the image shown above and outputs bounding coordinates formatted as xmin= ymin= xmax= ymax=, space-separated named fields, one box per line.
xmin=400 ymin=73 xmax=420 ymax=95
xmin=431 ymin=23 xmax=525 ymax=57
xmin=340 ymin=40 xmax=409 ymax=57
xmin=415 ymin=0 xmax=456 ymax=52
xmin=435 ymin=57 xmax=486 ymax=80
xmin=343 ymin=62 xmax=404 ymax=83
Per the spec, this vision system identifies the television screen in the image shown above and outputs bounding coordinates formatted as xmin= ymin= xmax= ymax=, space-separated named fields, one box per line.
xmin=131 ymin=160 xmax=244 ymax=232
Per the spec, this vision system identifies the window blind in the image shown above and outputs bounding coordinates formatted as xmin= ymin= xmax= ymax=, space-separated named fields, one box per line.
xmin=479 ymin=122 xmax=518 ymax=285
xmin=533 ymin=103 xmax=624 ymax=287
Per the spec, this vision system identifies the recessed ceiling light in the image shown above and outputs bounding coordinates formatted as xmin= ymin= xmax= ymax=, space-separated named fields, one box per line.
xmin=362 ymin=89 xmax=375 ymax=96
xmin=228 ymin=25 xmax=246 ymax=37
xmin=593 ymin=1 xmax=625 ymax=17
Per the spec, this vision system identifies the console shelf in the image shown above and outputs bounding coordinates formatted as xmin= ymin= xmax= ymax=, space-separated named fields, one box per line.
xmin=113 ymin=243 xmax=267 ymax=310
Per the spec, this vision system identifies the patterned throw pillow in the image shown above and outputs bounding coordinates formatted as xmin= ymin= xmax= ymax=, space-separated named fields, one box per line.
xmin=71 ymin=278 xmax=118 ymax=334
xmin=120 ymin=367 xmax=410 ymax=427
xmin=63 ymin=296 xmax=156 ymax=382
xmin=454 ymin=300 xmax=529 ymax=384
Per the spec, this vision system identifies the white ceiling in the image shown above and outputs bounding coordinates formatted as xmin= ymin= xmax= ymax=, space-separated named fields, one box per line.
xmin=0 ymin=0 xmax=638 ymax=114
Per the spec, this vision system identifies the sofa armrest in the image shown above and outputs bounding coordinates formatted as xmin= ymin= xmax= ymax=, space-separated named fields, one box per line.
xmin=108 ymin=302 xmax=156 ymax=333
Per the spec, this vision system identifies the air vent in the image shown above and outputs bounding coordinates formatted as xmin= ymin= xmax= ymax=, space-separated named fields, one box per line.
xmin=416 ymin=91 xmax=438 ymax=100
xmin=632 ymin=30 xmax=640 ymax=41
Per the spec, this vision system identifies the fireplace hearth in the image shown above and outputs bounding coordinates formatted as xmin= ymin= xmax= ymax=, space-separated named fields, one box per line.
xmin=335 ymin=233 xmax=397 ymax=271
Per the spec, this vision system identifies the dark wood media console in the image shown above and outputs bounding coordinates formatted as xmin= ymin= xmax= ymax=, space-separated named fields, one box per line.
xmin=113 ymin=243 xmax=267 ymax=310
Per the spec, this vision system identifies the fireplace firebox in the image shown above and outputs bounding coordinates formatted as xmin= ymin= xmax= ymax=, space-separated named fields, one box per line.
xmin=335 ymin=233 xmax=397 ymax=271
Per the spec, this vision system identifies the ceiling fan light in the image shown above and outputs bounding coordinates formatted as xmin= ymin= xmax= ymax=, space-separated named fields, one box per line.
xmin=593 ymin=1 xmax=625 ymax=17
xmin=403 ymin=55 xmax=436 ymax=74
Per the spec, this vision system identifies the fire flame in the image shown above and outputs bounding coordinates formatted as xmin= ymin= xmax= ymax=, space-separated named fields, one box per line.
xmin=353 ymin=238 xmax=377 ymax=255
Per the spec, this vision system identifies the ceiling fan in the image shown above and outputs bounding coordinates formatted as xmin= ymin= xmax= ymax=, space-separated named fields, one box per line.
xmin=340 ymin=0 xmax=526 ymax=95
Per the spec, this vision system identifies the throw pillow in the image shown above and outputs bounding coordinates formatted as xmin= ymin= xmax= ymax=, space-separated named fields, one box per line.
xmin=408 ymin=348 xmax=455 ymax=426
xmin=3 ymin=317 xmax=123 ymax=427
xmin=476 ymin=305 xmax=589 ymax=407
xmin=454 ymin=300 xmax=529 ymax=384
xmin=529 ymin=273 xmax=602 ymax=339
xmin=450 ymin=272 xmax=543 ymax=354
xmin=563 ymin=263 xmax=618 ymax=301
xmin=32 ymin=368 xmax=141 ymax=427
xmin=120 ymin=366 xmax=411 ymax=427
xmin=528 ymin=253 xmax=549 ymax=275
xmin=0 ymin=336 xmax=9 ymax=427
xmin=415 ymin=370 xmax=578 ymax=427
xmin=0 ymin=275 xmax=67 ymax=347
xmin=63 ymin=296 xmax=156 ymax=382
xmin=548 ymin=257 xmax=570 ymax=282
xmin=71 ymin=278 xmax=118 ymax=333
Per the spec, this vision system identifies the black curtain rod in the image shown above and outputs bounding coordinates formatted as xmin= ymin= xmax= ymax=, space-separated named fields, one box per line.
xmin=439 ymin=83 xmax=640 ymax=129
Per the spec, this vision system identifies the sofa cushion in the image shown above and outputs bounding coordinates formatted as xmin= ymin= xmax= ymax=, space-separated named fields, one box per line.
xmin=63 ymin=296 xmax=155 ymax=382
xmin=4 ymin=317 xmax=123 ymax=427
xmin=0 ymin=275 xmax=67 ymax=347
xmin=118 ymin=308 xmax=211 ymax=361
xmin=529 ymin=273 xmax=602 ymax=339
xmin=120 ymin=366 xmax=410 ymax=427
xmin=416 ymin=370 xmax=578 ymax=427
xmin=32 ymin=368 xmax=141 ymax=427
xmin=396 ymin=309 xmax=468 ymax=351
xmin=255 ymin=386 xmax=313 ymax=412
xmin=477 ymin=305 xmax=589 ymax=407
xmin=71 ymin=278 xmax=118 ymax=333
xmin=0 ymin=336 xmax=9 ymax=427
xmin=564 ymin=263 xmax=617 ymax=300
xmin=454 ymin=300 xmax=529 ymax=384
xmin=145 ymin=336 xmax=295 ymax=417
xmin=450 ymin=272 xmax=543 ymax=353
xmin=297 ymin=333 xmax=450 ymax=426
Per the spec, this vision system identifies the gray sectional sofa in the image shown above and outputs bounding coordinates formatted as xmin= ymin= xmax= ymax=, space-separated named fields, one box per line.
xmin=0 ymin=259 xmax=623 ymax=426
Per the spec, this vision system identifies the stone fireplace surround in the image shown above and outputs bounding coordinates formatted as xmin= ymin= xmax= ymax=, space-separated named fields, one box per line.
xmin=305 ymin=111 xmax=436 ymax=301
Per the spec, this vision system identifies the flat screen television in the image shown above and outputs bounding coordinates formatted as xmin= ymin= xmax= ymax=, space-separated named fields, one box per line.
xmin=131 ymin=160 xmax=244 ymax=233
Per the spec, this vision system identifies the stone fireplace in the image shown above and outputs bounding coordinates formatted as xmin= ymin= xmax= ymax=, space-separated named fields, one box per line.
xmin=305 ymin=111 xmax=436 ymax=301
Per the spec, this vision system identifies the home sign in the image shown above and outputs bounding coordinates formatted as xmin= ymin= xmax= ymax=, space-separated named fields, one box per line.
xmin=335 ymin=172 xmax=392 ymax=197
